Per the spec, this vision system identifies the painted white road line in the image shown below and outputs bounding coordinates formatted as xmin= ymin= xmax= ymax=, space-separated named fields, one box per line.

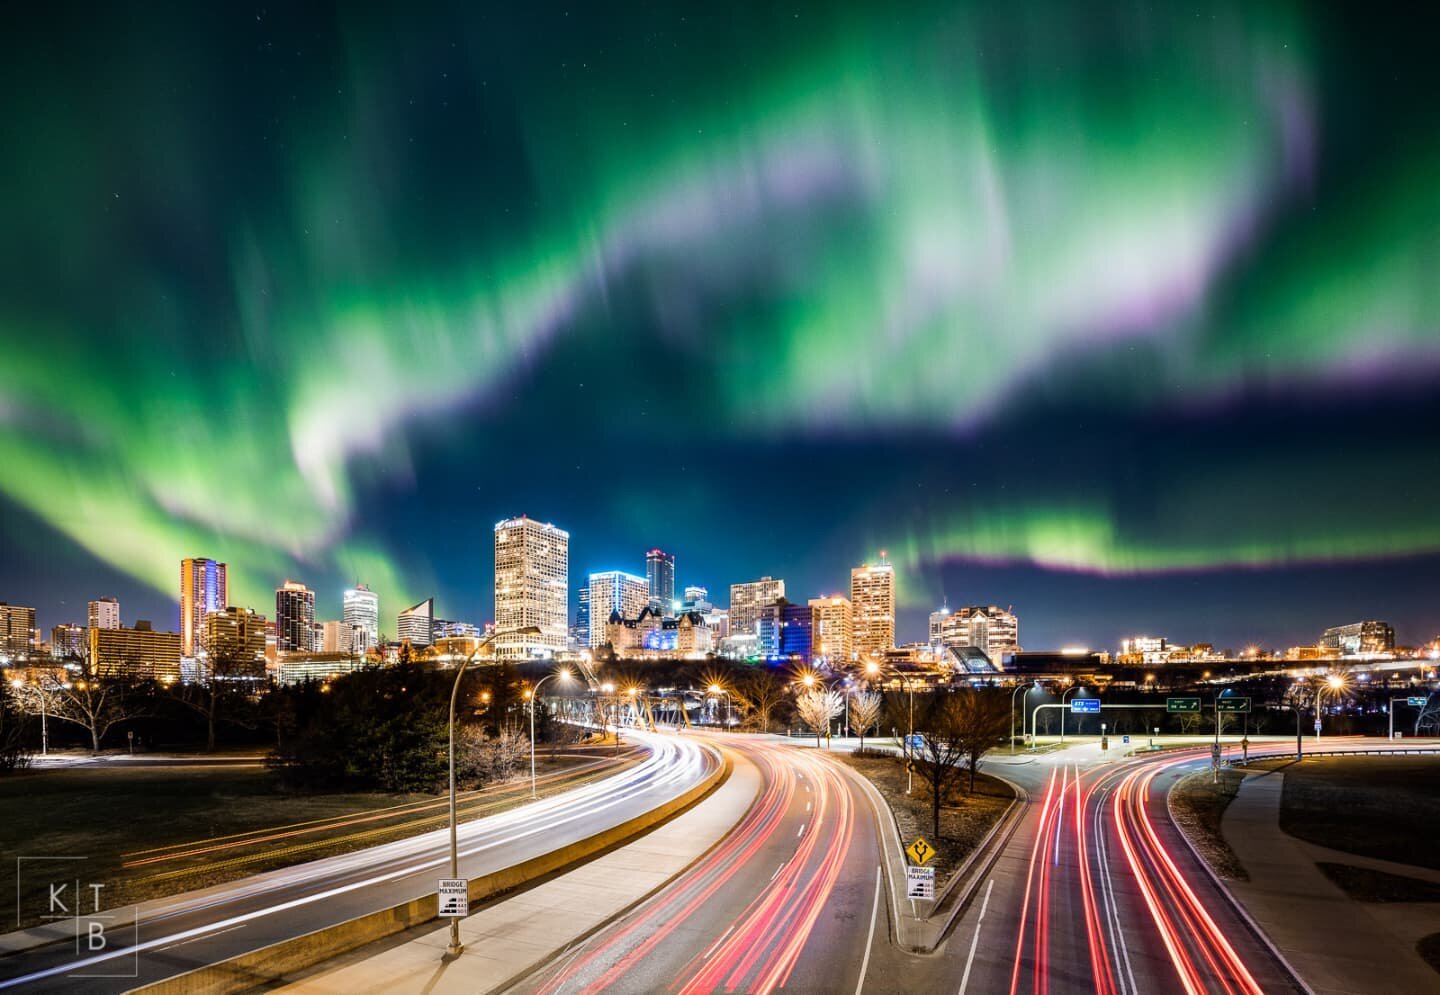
xmin=855 ymin=864 xmax=882 ymax=995
xmin=957 ymin=878 xmax=995 ymax=995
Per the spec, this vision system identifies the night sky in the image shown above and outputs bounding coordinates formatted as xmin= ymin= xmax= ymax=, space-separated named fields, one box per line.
xmin=2 ymin=1 xmax=1439 ymax=651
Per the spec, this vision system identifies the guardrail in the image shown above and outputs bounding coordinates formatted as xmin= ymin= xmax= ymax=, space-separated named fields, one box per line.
xmin=132 ymin=743 xmax=729 ymax=995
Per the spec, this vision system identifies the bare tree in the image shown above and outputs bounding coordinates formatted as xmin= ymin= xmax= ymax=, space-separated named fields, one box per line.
xmin=950 ymin=688 xmax=1013 ymax=792
xmin=731 ymin=669 xmax=788 ymax=733
xmin=910 ymin=688 xmax=1013 ymax=837
xmin=849 ymin=691 xmax=882 ymax=751
xmin=32 ymin=677 xmax=144 ymax=753
xmin=183 ymin=636 xmax=265 ymax=751
xmin=460 ymin=723 xmax=531 ymax=785
xmin=1177 ymin=710 xmax=1203 ymax=736
xmin=0 ymin=679 xmax=33 ymax=772
xmin=795 ymin=689 xmax=844 ymax=748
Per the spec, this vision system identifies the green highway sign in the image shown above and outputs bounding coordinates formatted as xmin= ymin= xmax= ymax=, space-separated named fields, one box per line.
xmin=1216 ymin=697 xmax=1251 ymax=713
xmin=1166 ymin=697 xmax=1201 ymax=713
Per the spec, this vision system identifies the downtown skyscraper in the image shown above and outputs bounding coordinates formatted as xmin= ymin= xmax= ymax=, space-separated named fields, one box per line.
xmin=275 ymin=579 xmax=316 ymax=653
xmin=343 ymin=584 xmax=379 ymax=650
xmin=729 ymin=576 xmax=785 ymax=636
xmin=850 ymin=557 xmax=895 ymax=659
xmin=588 ymin=571 xmax=650 ymax=649
xmin=180 ymin=557 xmax=228 ymax=657
xmin=493 ymin=516 xmax=569 ymax=659
xmin=646 ymin=548 xmax=675 ymax=614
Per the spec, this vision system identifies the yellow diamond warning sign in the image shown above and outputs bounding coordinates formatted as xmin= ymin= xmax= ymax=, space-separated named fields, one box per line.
xmin=905 ymin=837 xmax=937 ymax=866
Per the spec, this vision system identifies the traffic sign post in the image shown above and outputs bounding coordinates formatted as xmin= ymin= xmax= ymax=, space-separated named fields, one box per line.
xmin=1166 ymin=697 xmax=1201 ymax=713
xmin=906 ymin=866 xmax=936 ymax=901
xmin=438 ymin=879 xmax=468 ymax=918
xmin=905 ymin=837 xmax=937 ymax=866
xmin=1216 ymin=698 xmax=1251 ymax=713
xmin=1070 ymin=698 xmax=1101 ymax=714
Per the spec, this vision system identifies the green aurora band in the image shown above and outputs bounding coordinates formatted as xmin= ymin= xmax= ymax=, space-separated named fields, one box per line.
xmin=1 ymin=2 xmax=1438 ymax=613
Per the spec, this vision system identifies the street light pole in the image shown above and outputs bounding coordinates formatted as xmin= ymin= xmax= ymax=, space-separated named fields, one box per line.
xmin=445 ymin=625 xmax=538 ymax=959
xmin=529 ymin=670 xmax=572 ymax=799
xmin=1010 ymin=681 xmax=1035 ymax=751
xmin=1060 ymin=685 xmax=1080 ymax=743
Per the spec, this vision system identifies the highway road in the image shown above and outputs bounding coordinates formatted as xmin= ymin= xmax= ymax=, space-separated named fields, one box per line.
xmin=510 ymin=735 xmax=907 ymax=995
xmin=0 ymin=730 xmax=718 ymax=994
xmin=515 ymin=734 xmax=1423 ymax=995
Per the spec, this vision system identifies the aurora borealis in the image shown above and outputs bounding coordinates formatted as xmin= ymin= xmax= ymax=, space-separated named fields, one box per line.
xmin=2 ymin=2 xmax=1438 ymax=648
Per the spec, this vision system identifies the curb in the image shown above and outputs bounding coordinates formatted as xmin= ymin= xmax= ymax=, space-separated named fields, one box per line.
xmin=127 ymin=741 xmax=728 ymax=995
xmin=924 ymin=771 xmax=1027 ymax=948
xmin=836 ymin=756 xmax=1023 ymax=955
xmin=1164 ymin=765 xmax=1317 ymax=995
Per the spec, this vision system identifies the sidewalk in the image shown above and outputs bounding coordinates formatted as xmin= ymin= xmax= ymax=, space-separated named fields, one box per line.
xmin=274 ymin=746 xmax=761 ymax=994
xmin=1221 ymin=772 xmax=1440 ymax=994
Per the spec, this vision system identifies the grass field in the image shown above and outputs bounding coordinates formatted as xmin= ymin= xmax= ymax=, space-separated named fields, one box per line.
xmin=0 ymin=745 xmax=639 ymax=929
xmin=837 ymin=752 xmax=1014 ymax=888
xmin=1170 ymin=768 xmax=1249 ymax=880
xmin=1250 ymin=755 xmax=1440 ymax=870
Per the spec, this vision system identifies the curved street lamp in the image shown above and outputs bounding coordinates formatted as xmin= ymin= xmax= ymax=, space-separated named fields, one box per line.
xmin=1059 ymin=684 xmax=1083 ymax=743
xmin=1010 ymin=680 xmax=1036 ymax=751
xmin=527 ymin=669 xmax=573 ymax=799
xmin=445 ymin=624 xmax=541 ymax=959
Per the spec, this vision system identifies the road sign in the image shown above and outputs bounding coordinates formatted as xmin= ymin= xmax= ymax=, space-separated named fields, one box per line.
xmin=1122 ymin=735 xmax=1130 ymax=745
xmin=1216 ymin=697 xmax=1251 ymax=713
xmin=905 ymin=837 xmax=937 ymax=866
xmin=905 ymin=734 xmax=925 ymax=751
xmin=1070 ymin=698 xmax=1101 ymax=714
xmin=906 ymin=866 xmax=936 ymax=900
xmin=438 ymin=878 xmax=468 ymax=917
xmin=1408 ymin=696 xmax=1429 ymax=706
xmin=1167 ymin=697 xmax=1201 ymax=713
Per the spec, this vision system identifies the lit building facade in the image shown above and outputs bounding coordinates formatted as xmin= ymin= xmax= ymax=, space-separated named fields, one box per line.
xmin=203 ymin=607 xmax=268 ymax=677
xmin=275 ymin=579 xmax=317 ymax=653
xmin=928 ymin=600 xmax=950 ymax=648
xmin=321 ymin=619 xmax=361 ymax=654
xmin=343 ymin=585 xmax=379 ymax=650
xmin=434 ymin=619 xmax=480 ymax=640
xmin=180 ymin=557 xmax=229 ymax=657
xmin=398 ymin=598 xmax=435 ymax=648
xmin=493 ymin=516 xmax=569 ymax=659
xmin=572 ymin=584 xmax=590 ymax=648
xmin=0 ymin=602 xmax=36 ymax=659
xmin=588 ymin=571 xmax=650 ymax=649
xmin=728 ymin=576 xmax=785 ymax=636
xmin=1321 ymin=620 xmax=1395 ymax=656
xmin=50 ymin=623 xmax=87 ymax=659
xmin=275 ymin=653 xmax=368 ymax=685
xmin=89 ymin=597 xmax=121 ymax=631
xmin=89 ymin=621 xmax=181 ymax=682
xmin=755 ymin=599 xmax=814 ymax=661
xmin=646 ymin=549 xmax=676 ymax=613
xmin=940 ymin=605 xmax=1020 ymax=666
xmin=850 ymin=559 xmax=896 ymax=659
xmin=809 ymin=596 xmax=853 ymax=663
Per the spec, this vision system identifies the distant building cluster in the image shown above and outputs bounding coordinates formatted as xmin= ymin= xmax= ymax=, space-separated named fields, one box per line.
xmin=3 ymin=508 xmax=1435 ymax=695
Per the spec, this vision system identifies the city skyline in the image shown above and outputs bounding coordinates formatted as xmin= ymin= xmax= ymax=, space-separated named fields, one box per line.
xmin=3 ymin=3 xmax=1440 ymax=651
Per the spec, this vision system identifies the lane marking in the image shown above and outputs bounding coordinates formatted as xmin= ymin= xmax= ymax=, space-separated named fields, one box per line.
xmin=797 ymin=824 xmax=805 ymax=838
xmin=855 ymin=864 xmax=881 ymax=995
xmin=958 ymin=878 xmax=995 ymax=995
xmin=702 ymin=925 xmax=736 ymax=960
xmin=155 ymin=922 xmax=245 ymax=952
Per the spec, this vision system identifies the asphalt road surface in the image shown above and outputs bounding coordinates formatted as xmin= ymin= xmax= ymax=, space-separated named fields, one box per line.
xmin=0 ymin=730 xmax=718 ymax=993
